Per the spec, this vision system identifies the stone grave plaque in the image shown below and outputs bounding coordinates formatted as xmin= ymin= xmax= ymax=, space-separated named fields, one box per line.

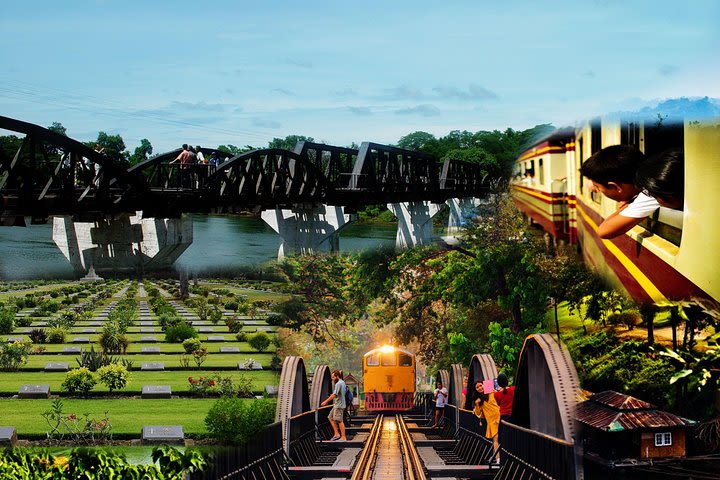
xmin=141 ymin=347 xmax=161 ymax=354
xmin=62 ymin=346 xmax=82 ymax=354
xmin=141 ymin=362 xmax=165 ymax=371
xmin=141 ymin=425 xmax=184 ymax=444
xmin=264 ymin=385 xmax=279 ymax=397
xmin=197 ymin=327 xmax=214 ymax=333
xmin=140 ymin=327 xmax=156 ymax=333
xmin=6 ymin=337 xmax=24 ymax=343
xmin=140 ymin=336 xmax=157 ymax=342
xmin=82 ymin=328 xmax=97 ymax=333
xmin=206 ymin=336 xmax=225 ymax=342
xmin=0 ymin=427 xmax=17 ymax=446
xmin=87 ymin=322 xmax=103 ymax=326
xmin=139 ymin=321 xmax=154 ymax=326
xmin=257 ymin=327 xmax=274 ymax=332
xmin=72 ymin=337 xmax=90 ymax=343
xmin=142 ymin=385 xmax=171 ymax=399
xmin=238 ymin=360 xmax=262 ymax=370
xmin=45 ymin=362 xmax=69 ymax=372
xmin=32 ymin=321 xmax=48 ymax=327
xmin=220 ymin=347 xmax=240 ymax=353
xmin=18 ymin=384 xmax=50 ymax=399
xmin=251 ymin=361 xmax=263 ymax=370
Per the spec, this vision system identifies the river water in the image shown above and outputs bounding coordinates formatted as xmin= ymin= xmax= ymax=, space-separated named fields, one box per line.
xmin=0 ymin=215 xmax=397 ymax=280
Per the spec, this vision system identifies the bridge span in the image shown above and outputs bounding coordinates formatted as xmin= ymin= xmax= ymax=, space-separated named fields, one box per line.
xmin=0 ymin=115 xmax=487 ymax=274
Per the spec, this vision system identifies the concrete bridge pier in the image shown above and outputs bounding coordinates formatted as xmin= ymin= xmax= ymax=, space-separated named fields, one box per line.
xmin=52 ymin=212 xmax=193 ymax=276
xmin=446 ymin=197 xmax=480 ymax=234
xmin=387 ymin=201 xmax=443 ymax=249
xmin=261 ymin=205 xmax=356 ymax=260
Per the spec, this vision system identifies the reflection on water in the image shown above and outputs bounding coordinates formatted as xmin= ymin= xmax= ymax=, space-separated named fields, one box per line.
xmin=0 ymin=215 xmax=397 ymax=280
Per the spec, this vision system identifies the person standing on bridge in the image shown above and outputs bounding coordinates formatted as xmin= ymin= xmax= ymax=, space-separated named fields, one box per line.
xmin=473 ymin=381 xmax=501 ymax=464
xmin=321 ymin=370 xmax=347 ymax=441
xmin=432 ymin=380 xmax=448 ymax=428
xmin=170 ymin=144 xmax=192 ymax=187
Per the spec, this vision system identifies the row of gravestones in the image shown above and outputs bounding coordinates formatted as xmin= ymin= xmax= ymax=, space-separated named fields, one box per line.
xmin=14 ymin=383 xmax=278 ymax=399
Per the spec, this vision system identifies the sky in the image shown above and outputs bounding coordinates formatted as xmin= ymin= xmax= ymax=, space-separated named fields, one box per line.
xmin=1 ymin=0 xmax=719 ymax=154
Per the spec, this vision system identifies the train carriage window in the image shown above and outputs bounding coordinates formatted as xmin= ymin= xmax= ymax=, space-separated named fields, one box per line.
xmin=590 ymin=120 xmax=602 ymax=155
xmin=639 ymin=207 xmax=683 ymax=246
xmin=399 ymin=353 xmax=413 ymax=367
xmin=538 ymin=158 xmax=544 ymax=184
xmin=621 ymin=121 xmax=640 ymax=148
xmin=578 ymin=137 xmax=584 ymax=191
xmin=381 ymin=352 xmax=396 ymax=366
xmin=366 ymin=353 xmax=379 ymax=366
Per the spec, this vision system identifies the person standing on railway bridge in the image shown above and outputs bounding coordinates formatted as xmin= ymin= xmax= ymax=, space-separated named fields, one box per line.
xmin=208 ymin=151 xmax=220 ymax=174
xmin=321 ymin=369 xmax=347 ymax=441
xmin=494 ymin=373 xmax=515 ymax=441
xmin=580 ymin=145 xmax=660 ymax=239
xmin=432 ymin=380 xmax=448 ymax=428
xmin=170 ymin=144 xmax=192 ymax=187
xmin=473 ymin=381 xmax=501 ymax=464
xmin=195 ymin=146 xmax=206 ymax=187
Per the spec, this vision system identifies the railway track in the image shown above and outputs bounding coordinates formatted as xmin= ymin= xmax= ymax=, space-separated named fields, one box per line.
xmin=350 ymin=414 xmax=427 ymax=480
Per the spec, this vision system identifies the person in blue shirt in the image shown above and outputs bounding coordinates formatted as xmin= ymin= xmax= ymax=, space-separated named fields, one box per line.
xmin=321 ymin=370 xmax=347 ymax=441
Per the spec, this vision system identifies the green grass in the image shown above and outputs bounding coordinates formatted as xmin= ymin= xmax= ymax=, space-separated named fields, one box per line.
xmin=22 ymin=353 xmax=275 ymax=369
xmin=7 ymin=341 xmax=275 ymax=354
xmin=200 ymin=283 xmax=291 ymax=303
xmin=0 ymin=370 xmax=279 ymax=395
xmin=0 ymin=398 xmax=244 ymax=435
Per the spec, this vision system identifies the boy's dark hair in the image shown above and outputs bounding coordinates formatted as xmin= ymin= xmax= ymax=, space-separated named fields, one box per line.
xmin=635 ymin=149 xmax=684 ymax=202
xmin=497 ymin=373 xmax=509 ymax=389
xmin=579 ymin=145 xmax=645 ymax=185
xmin=332 ymin=369 xmax=343 ymax=379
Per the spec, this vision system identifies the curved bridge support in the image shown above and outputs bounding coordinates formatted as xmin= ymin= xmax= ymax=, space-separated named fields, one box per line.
xmin=276 ymin=356 xmax=311 ymax=454
xmin=309 ymin=365 xmax=333 ymax=410
xmin=388 ymin=201 xmax=443 ymax=249
xmin=52 ymin=212 xmax=192 ymax=276
xmin=445 ymin=197 xmax=480 ymax=234
xmin=261 ymin=205 xmax=356 ymax=260
xmin=448 ymin=363 xmax=464 ymax=408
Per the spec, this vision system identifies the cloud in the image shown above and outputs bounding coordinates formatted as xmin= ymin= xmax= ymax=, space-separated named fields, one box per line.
xmin=225 ymin=88 xmax=235 ymax=94
xmin=383 ymin=85 xmax=424 ymax=100
xmin=584 ymin=70 xmax=596 ymax=78
xmin=170 ymin=101 xmax=227 ymax=112
xmin=284 ymin=58 xmax=313 ymax=69
xmin=335 ymin=87 xmax=357 ymax=96
xmin=273 ymin=88 xmax=296 ymax=96
xmin=347 ymin=106 xmax=373 ymax=116
xmin=394 ymin=104 xmax=441 ymax=117
xmin=252 ymin=118 xmax=282 ymax=128
xmin=432 ymin=84 xmax=498 ymax=100
xmin=658 ymin=65 xmax=679 ymax=76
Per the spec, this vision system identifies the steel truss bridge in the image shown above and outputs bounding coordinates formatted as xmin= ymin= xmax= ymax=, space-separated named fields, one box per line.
xmin=0 ymin=115 xmax=488 ymax=223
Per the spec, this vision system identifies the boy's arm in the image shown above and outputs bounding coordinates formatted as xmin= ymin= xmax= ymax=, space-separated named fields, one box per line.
xmin=597 ymin=207 xmax=646 ymax=239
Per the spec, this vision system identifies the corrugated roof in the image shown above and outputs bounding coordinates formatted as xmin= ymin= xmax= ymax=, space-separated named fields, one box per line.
xmin=576 ymin=391 xmax=696 ymax=432
xmin=590 ymin=390 xmax=655 ymax=410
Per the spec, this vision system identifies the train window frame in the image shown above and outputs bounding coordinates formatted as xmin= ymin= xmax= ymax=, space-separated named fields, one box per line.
xmin=399 ymin=353 xmax=413 ymax=367
xmin=538 ymin=158 xmax=544 ymax=185
xmin=381 ymin=352 xmax=396 ymax=366
xmin=366 ymin=353 xmax=380 ymax=366
xmin=639 ymin=206 xmax=683 ymax=247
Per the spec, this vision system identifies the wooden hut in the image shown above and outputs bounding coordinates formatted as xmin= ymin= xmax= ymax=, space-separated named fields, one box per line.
xmin=344 ymin=373 xmax=361 ymax=405
xmin=576 ymin=390 xmax=696 ymax=464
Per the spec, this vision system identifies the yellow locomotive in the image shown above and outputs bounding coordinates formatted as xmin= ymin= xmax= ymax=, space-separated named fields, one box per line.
xmin=362 ymin=345 xmax=416 ymax=412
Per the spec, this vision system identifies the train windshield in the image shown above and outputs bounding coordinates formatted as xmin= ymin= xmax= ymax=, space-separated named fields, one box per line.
xmin=399 ymin=353 xmax=413 ymax=367
xmin=381 ymin=352 xmax=396 ymax=366
xmin=366 ymin=353 xmax=380 ymax=366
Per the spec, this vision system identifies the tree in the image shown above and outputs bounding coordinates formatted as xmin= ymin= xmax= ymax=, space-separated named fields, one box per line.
xmin=217 ymin=144 xmax=254 ymax=156
xmin=47 ymin=122 xmax=67 ymax=137
xmin=129 ymin=138 xmax=153 ymax=165
xmin=396 ymin=131 xmax=438 ymax=153
xmin=88 ymin=132 xmax=129 ymax=165
xmin=267 ymin=135 xmax=314 ymax=150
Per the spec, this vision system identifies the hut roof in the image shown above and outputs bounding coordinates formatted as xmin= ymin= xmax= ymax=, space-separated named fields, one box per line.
xmin=576 ymin=391 xmax=696 ymax=432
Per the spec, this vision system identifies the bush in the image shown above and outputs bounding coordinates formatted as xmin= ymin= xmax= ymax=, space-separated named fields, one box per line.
xmin=62 ymin=368 xmax=97 ymax=396
xmin=225 ymin=317 xmax=243 ymax=333
xmin=158 ymin=314 xmax=183 ymax=331
xmin=46 ymin=328 xmax=67 ymax=344
xmin=28 ymin=328 xmax=47 ymax=344
xmin=235 ymin=332 xmax=247 ymax=342
xmin=98 ymin=323 xmax=129 ymax=355
xmin=183 ymin=338 xmax=203 ymax=354
xmin=209 ymin=307 xmax=223 ymax=325
xmin=96 ymin=363 xmax=129 ymax=393
xmin=0 ymin=340 xmax=32 ymax=371
xmin=15 ymin=316 xmax=32 ymax=328
xmin=165 ymin=323 xmax=198 ymax=343
xmin=0 ymin=306 xmax=16 ymax=334
xmin=248 ymin=332 xmax=271 ymax=353
xmin=224 ymin=300 xmax=239 ymax=311
xmin=76 ymin=346 xmax=116 ymax=372
xmin=205 ymin=397 xmax=275 ymax=444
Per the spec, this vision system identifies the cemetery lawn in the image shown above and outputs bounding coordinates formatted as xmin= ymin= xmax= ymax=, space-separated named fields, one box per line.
xmin=0 ymin=398 xmax=260 ymax=435
xmin=0 ymin=370 xmax=279 ymax=395
xmin=23 ymin=353 xmax=275 ymax=369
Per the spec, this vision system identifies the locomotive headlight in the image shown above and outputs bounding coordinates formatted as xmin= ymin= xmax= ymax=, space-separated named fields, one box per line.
xmin=380 ymin=345 xmax=395 ymax=353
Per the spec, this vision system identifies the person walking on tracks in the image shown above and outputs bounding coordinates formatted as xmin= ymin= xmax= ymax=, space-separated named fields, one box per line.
xmin=432 ymin=380 xmax=448 ymax=428
xmin=321 ymin=370 xmax=347 ymax=441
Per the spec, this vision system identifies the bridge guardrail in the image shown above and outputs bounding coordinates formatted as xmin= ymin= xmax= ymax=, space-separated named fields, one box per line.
xmin=498 ymin=420 xmax=576 ymax=480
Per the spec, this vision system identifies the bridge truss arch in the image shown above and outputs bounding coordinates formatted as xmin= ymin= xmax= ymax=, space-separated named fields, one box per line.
xmin=309 ymin=364 xmax=333 ymax=410
xmin=463 ymin=354 xmax=499 ymax=410
xmin=276 ymin=356 xmax=311 ymax=454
